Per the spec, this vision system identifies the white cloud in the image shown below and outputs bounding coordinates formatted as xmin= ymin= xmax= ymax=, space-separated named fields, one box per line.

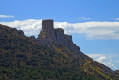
xmin=0 ymin=19 xmax=42 ymax=37
xmin=72 ymin=21 xmax=119 ymax=39
xmin=115 ymin=18 xmax=119 ymax=20
xmin=87 ymin=54 xmax=119 ymax=70
xmin=115 ymin=60 xmax=119 ymax=63
xmin=1 ymin=19 xmax=119 ymax=39
xmin=54 ymin=22 xmax=73 ymax=33
xmin=0 ymin=15 xmax=14 ymax=18
xmin=96 ymin=56 xmax=106 ymax=62
xmin=85 ymin=54 xmax=104 ymax=58
xmin=79 ymin=17 xmax=91 ymax=20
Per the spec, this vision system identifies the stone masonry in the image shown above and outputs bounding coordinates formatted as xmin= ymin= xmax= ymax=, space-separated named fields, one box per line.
xmin=38 ymin=19 xmax=80 ymax=54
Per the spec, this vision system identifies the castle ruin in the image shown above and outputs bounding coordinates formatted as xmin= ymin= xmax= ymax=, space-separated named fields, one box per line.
xmin=38 ymin=19 xmax=80 ymax=53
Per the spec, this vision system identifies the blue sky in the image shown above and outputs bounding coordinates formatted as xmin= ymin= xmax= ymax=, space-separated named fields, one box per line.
xmin=1 ymin=0 xmax=119 ymax=22
xmin=0 ymin=0 xmax=119 ymax=70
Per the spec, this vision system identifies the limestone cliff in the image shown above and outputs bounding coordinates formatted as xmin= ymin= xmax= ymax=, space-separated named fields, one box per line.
xmin=37 ymin=19 xmax=80 ymax=54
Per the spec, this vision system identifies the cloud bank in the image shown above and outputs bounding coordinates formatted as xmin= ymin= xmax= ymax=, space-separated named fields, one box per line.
xmin=0 ymin=15 xmax=14 ymax=18
xmin=1 ymin=19 xmax=119 ymax=39
xmin=79 ymin=17 xmax=91 ymax=20
xmin=87 ymin=54 xmax=119 ymax=70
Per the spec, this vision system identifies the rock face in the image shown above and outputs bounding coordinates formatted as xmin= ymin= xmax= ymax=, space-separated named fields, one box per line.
xmin=38 ymin=19 xmax=80 ymax=53
xmin=18 ymin=30 xmax=24 ymax=36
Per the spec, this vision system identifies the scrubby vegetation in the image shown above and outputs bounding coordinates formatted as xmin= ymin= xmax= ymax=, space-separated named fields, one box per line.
xmin=0 ymin=24 xmax=119 ymax=80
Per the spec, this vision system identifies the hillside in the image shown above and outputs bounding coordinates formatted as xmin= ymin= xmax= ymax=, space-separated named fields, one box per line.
xmin=0 ymin=20 xmax=119 ymax=80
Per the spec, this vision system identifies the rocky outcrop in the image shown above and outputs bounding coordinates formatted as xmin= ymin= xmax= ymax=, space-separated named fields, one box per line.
xmin=37 ymin=19 xmax=80 ymax=54
xmin=18 ymin=30 xmax=24 ymax=36
xmin=115 ymin=70 xmax=119 ymax=74
xmin=29 ymin=36 xmax=35 ymax=40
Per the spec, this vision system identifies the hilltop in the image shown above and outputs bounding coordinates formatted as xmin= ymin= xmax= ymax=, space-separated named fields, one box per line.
xmin=0 ymin=20 xmax=119 ymax=80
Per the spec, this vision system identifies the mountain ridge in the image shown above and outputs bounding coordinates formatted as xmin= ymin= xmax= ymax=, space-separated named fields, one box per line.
xmin=0 ymin=20 xmax=119 ymax=80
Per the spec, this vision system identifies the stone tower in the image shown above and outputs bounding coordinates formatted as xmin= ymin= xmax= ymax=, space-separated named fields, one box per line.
xmin=38 ymin=19 xmax=80 ymax=53
xmin=38 ymin=19 xmax=56 ymax=41
xmin=42 ymin=19 xmax=54 ymax=30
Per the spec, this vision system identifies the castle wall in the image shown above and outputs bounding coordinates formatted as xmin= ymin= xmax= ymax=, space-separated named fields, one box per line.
xmin=38 ymin=19 xmax=80 ymax=53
